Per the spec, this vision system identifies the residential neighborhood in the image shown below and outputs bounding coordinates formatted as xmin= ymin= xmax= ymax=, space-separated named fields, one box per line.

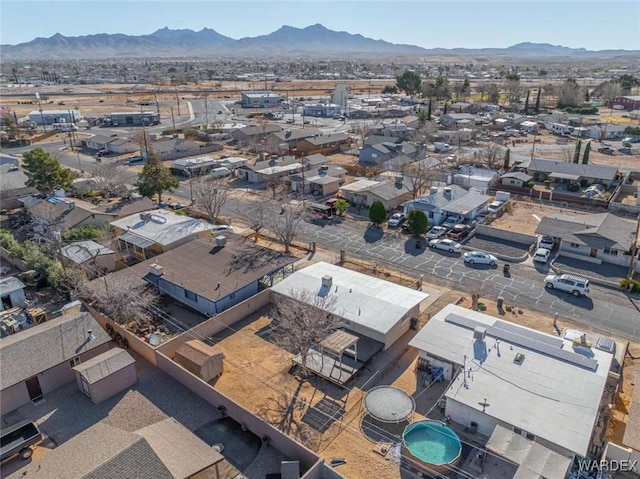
xmin=1 ymin=11 xmax=640 ymax=479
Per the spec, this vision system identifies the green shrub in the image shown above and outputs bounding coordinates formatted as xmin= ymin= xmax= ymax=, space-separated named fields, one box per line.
xmin=407 ymin=210 xmax=429 ymax=236
xmin=62 ymin=226 xmax=102 ymax=241
xmin=567 ymin=183 xmax=580 ymax=192
xmin=544 ymin=179 xmax=551 ymax=187
xmin=524 ymin=181 xmax=535 ymax=188
xmin=580 ymin=179 xmax=589 ymax=188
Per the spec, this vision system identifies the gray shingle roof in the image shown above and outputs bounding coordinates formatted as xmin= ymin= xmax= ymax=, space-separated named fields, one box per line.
xmin=73 ymin=347 xmax=135 ymax=385
xmin=302 ymin=133 xmax=349 ymax=146
xmin=6 ymin=421 xmax=173 ymax=479
xmin=0 ymin=311 xmax=112 ymax=389
xmin=367 ymin=181 xmax=412 ymax=201
xmin=442 ymin=191 xmax=490 ymax=215
xmin=535 ymin=213 xmax=636 ymax=251
xmin=404 ymin=185 xmax=470 ymax=212
xmin=272 ymin=128 xmax=321 ymax=142
xmin=527 ymin=158 xmax=618 ymax=180
xmin=135 ymin=417 xmax=224 ymax=478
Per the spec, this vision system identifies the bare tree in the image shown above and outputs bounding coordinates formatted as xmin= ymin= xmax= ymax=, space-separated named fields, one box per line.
xmin=89 ymin=163 xmax=130 ymax=198
xmin=480 ymin=142 xmax=504 ymax=170
xmin=192 ymin=176 xmax=229 ymax=222
xmin=262 ymin=171 xmax=286 ymax=198
xmin=79 ymin=276 xmax=157 ymax=326
xmin=130 ymin=130 xmax=150 ymax=152
xmin=403 ymin=161 xmax=435 ymax=199
xmin=505 ymin=79 xmax=522 ymax=103
xmin=242 ymin=200 xmax=270 ymax=242
xmin=560 ymin=146 xmax=574 ymax=163
xmin=273 ymin=288 xmax=343 ymax=378
xmin=269 ymin=197 xmax=307 ymax=254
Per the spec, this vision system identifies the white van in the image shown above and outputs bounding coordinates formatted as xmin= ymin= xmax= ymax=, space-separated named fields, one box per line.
xmin=211 ymin=167 xmax=231 ymax=178
xmin=433 ymin=142 xmax=452 ymax=153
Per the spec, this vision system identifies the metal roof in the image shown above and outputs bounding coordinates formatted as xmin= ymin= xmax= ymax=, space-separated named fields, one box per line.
xmin=62 ymin=240 xmax=115 ymax=264
xmin=409 ymin=304 xmax=614 ymax=456
xmin=118 ymin=230 xmax=156 ymax=249
xmin=441 ymin=191 xmax=490 ymax=215
xmin=271 ymin=262 xmax=429 ymax=336
xmin=0 ymin=276 xmax=26 ymax=296
xmin=527 ymin=158 xmax=618 ymax=180
xmin=548 ymin=172 xmax=581 ymax=180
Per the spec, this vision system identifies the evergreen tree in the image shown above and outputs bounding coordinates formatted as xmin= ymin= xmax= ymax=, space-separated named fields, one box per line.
xmin=573 ymin=140 xmax=582 ymax=164
xmin=368 ymin=201 xmax=386 ymax=226
xmin=535 ymin=88 xmax=542 ymax=113
xmin=503 ymin=149 xmax=511 ymax=170
xmin=22 ymin=148 xmax=74 ymax=195
xmin=582 ymin=142 xmax=591 ymax=165
xmin=427 ymin=98 xmax=432 ymax=121
xmin=395 ymin=71 xmax=422 ymax=98
xmin=523 ymin=90 xmax=530 ymax=114
xmin=407 ymin=210 xmax=428 ymax=236
xmin=136 ymin=149 xmax=179 ymax=204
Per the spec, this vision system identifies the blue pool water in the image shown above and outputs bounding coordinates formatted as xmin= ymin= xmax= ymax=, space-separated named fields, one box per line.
xmin=403 ymin=420 xmax=462 ymax=466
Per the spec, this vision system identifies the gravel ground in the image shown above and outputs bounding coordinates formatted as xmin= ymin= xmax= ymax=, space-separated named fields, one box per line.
xmin=553 ymin=255 xmax=628 ymax=283
xmin=464 ymin=234 xmax=533 ymax=259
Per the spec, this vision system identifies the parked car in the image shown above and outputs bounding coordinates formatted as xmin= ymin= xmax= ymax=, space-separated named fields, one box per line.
xmin=0 ymin=421 xmax=43 ymax=461
xmin=127 ymin=155 xmax=144 ymax=164
xmin=582 ymin=184 xmax=605 ymax=198
xmin=211 ymin=225 xmax=234 ymax=232
xmin=618 ymin=147 xmax=633 ymax=155
xmin=426 ymin=226 xmax=448 ymax=239
xmin=622 ymin=137 xmax=640 ymax=144
xmin=303 ymin=120 xmax=311 ymax=124
xmin=538 ymin=235 xmax=555 ymax=250
xmin=544 ymin=274 xmax=589 ymax=296
xmin=597 ymin=146 xmax=615 ymax=155
xmin=442 ymin=216 xmax=464 ymax=229
xmin=487 ymin=201 xmax=504 ymax=214
xmin=95 ymin=149 xmax=109 ymax=157
xmin=388 ymin=213 xmax=405 ymax=228
xmin=286 ymin=119 xmax=295 ymax=124
xmin=446 ymin=224 xmax=472 ymax=241
xmin=532 ymin=248 xmax=551 ymax=263
xmin=429 ymin=238 xmax=462 ymax=253
xmin=211 ymin=167 xmax=232 ymax=178
xmin=463 ymin=251 xmax=498 ymax=266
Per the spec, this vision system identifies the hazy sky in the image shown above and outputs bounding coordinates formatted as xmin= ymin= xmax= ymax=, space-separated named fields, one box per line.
xmin=2 ymin=0 xmax=639 ymax=50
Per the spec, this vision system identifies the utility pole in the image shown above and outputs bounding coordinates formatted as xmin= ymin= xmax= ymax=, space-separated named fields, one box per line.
xmin=140 ymin=105 xmax=149 ymax=159
xmin=170 ymin=106 xmax=176 ymax=131
xmin=626 ymin=214 xmax=640 ymax=288
xmin=530 ymin=135 xmax=537 ymax=161
xmin=204 ymin=95 xmax=209 ymax=130
xmin=35 ymin=92 xmax=46 ymax=133
xmin=175 ymin=88 xmax=181 ymax=116
xmin=187 ymin=166 xmax=194 ymax=205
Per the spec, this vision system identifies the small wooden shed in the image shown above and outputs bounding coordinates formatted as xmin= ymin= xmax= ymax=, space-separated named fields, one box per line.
xmin=73 ymin=347 xmax=136 ymax=405
xmin=174 ymin=340 xmax=224 ymax=382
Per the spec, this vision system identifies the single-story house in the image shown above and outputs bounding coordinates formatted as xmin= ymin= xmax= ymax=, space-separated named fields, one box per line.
xmin=448 ymin=102 xmax=473 ymax=113
xmin=535 ymin=213 xmax=637 ymax=266
xmin=28 ymin=109 xmax=82 ymax=125
xmin=267 ymin=128 xmax=321 ymax=150
xmin=288 ymin=165 xmax=346 ymax=195
xmin=150 ymin=138 xmax=222 ymax=161
xmin=0 ymin=310 xmax=112 ymax=414
xmin=0 ymin=277 xmax=27 ymax=312
xmin=403 ymin=185 xmax=490 ymax=225
xmin=303 ymin=103 xmax=341 ymax=117
xmin=340 ymin=179 xmax=381 ymax=206
xmin=347 ymin=106 xmax=374 ymax=119
xmin=111 ymin=209 xmax=217 ymax=261
xmin=440 ymin=113 xmax=479 ymax=129
xmin=84 ymin=135 xmax=117 ymax=151
xmin=271 ymin=262 xmax=429 ymax=350
xmin=241 ymin=90 xmax=284 ymax=108
xmin=218 ymin=156 xmax=248 ymax=171
xmin=236 ymin=156 xmax=302 ymax=184
xmin=0 ymin=154 xmax=37 ymax=210
xmin=524 ymin=158 xmax=619 ymax=187
xmin=61 ymin=240 xmax=117 ymax=278
xmin=361 ymin=178 xmax=414 ymax=211
xmin=306 ymin=175 xmax=341 ymax=197
xmin=296 ymin=133 xmax=350 ymax=155
xmin=500 ymin=171 xmax=533 ymax=187
xmin=302 ymin=153 xmax=332 ymax=169
xmin=26 ymin=198 xmax=113 ymax=239
xmin=359 ymin=138 xmax=419 ymax=165
xmin=72 ymin=347 xmax=136 ymax=405
xmin=408 ymin=303 xmax=615 ymax=457
xmin=89 ymin=235 xmax=297 ymax=317
xmin=454 ymin=166 xmax=499 ymax=193
xmin=13 ymin=419 xmax=224 ymax=479
xmin=107 ymin=138 xmax=140 ymax=154
xmin=367 ymin=123 xmax=414 ymax=140
xmin=231 ymin=124 xmax=283 ymax=146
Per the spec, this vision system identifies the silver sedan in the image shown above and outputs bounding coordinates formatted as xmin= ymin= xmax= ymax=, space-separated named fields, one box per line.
xmin=428 ymin=238 xmax=462 ymax=253
xmin=463 ymin=251 xmax=498 ymax=266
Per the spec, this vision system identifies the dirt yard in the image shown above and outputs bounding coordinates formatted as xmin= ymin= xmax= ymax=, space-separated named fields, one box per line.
xmin=489 ymin=199 xmax=591 ymax=237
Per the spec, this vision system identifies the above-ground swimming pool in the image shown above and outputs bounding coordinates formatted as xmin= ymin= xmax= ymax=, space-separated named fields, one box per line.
xmin=402 ymin=420 xmax=462 ymax=468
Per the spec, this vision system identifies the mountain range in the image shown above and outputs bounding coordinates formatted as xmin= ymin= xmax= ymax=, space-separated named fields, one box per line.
xmin=1 ymin=24 xmax=638 ymax=60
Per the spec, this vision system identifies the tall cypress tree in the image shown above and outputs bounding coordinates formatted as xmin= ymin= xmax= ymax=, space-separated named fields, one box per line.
xmin=573 ymin=140 xmax=582 ymax=164
xmin=427 ymin=98 xmax=432 ymax=121
xmin=535 ymin=88 xmax=541 ymax=113
xmin=524 ymin=90 xmax=530 ymax=114
xmin=582 ymin=142 xmax=591 ymax=164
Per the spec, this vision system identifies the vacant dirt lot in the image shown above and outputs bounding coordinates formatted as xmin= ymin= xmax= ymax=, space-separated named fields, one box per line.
xmin=489 ymin=199 xmax=590 ymax=237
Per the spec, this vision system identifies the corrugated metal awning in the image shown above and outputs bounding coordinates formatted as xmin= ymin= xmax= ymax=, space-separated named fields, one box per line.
xmin=118 ymin=230 xmax=155 ymax=249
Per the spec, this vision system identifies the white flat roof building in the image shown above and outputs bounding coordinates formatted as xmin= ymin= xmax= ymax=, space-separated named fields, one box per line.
xmin=271 ymin=262 xmax=428 ymax=349
xmin=409 ymin=304 xmax=614 ymax=457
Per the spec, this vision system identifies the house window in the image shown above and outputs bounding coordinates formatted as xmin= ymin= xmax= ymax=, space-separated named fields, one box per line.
xmin=69 ymin=357 xmax=81 ymax=367
xmin=603 ymin=247 xmax=618 ymax=256
xmin=184 ymin=289 xmax=198 ymax=302
xmin=525 ymin=432 xmax=535 ymax=440
xmin=569 ymin=243 xmax=580 ymax=248
xmin=513 ymin=427 xmax=522 ymax=435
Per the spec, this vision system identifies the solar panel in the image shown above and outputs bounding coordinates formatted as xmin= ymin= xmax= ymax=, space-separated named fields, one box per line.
xmin=445 ymin=313 xmax=598 ymax=371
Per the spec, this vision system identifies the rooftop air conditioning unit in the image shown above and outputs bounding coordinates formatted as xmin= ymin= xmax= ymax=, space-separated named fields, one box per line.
xmin=473 ymin=326 xmax=486 ymax=342
xmin=322 ymin=275 xmax=332 ymax=288
xmin=149 ymin=264 xmax=164 ymax=276
xmin=140 ymin=212 xmax=151 ymax=222
xmin=430 ymin=187 xmax=438 ymax=195
xmin=216 ymin=236 xmax=227 ymax=247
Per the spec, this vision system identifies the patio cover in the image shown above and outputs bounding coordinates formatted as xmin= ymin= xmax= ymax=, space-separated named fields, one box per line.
xmin=320 ymin=330 xmax=359 ymax=357
xmin=118 ymin=230 xmax=155 ymax=249
xmin=487 ymin=424 xmax=572 ymax=479
xmin=548 ymin=172 xmax=581 ymax=181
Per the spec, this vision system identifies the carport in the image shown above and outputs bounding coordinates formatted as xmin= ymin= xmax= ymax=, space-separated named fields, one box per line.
xmin=117 ymin=230 xmax=155 ymax=260
xmin=548 ymin=172 xmax=581 ymax=183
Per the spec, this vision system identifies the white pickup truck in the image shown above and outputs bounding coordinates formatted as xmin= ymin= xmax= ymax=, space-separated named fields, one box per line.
xmin=426 ymin=226 xmax=448 ymax=239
